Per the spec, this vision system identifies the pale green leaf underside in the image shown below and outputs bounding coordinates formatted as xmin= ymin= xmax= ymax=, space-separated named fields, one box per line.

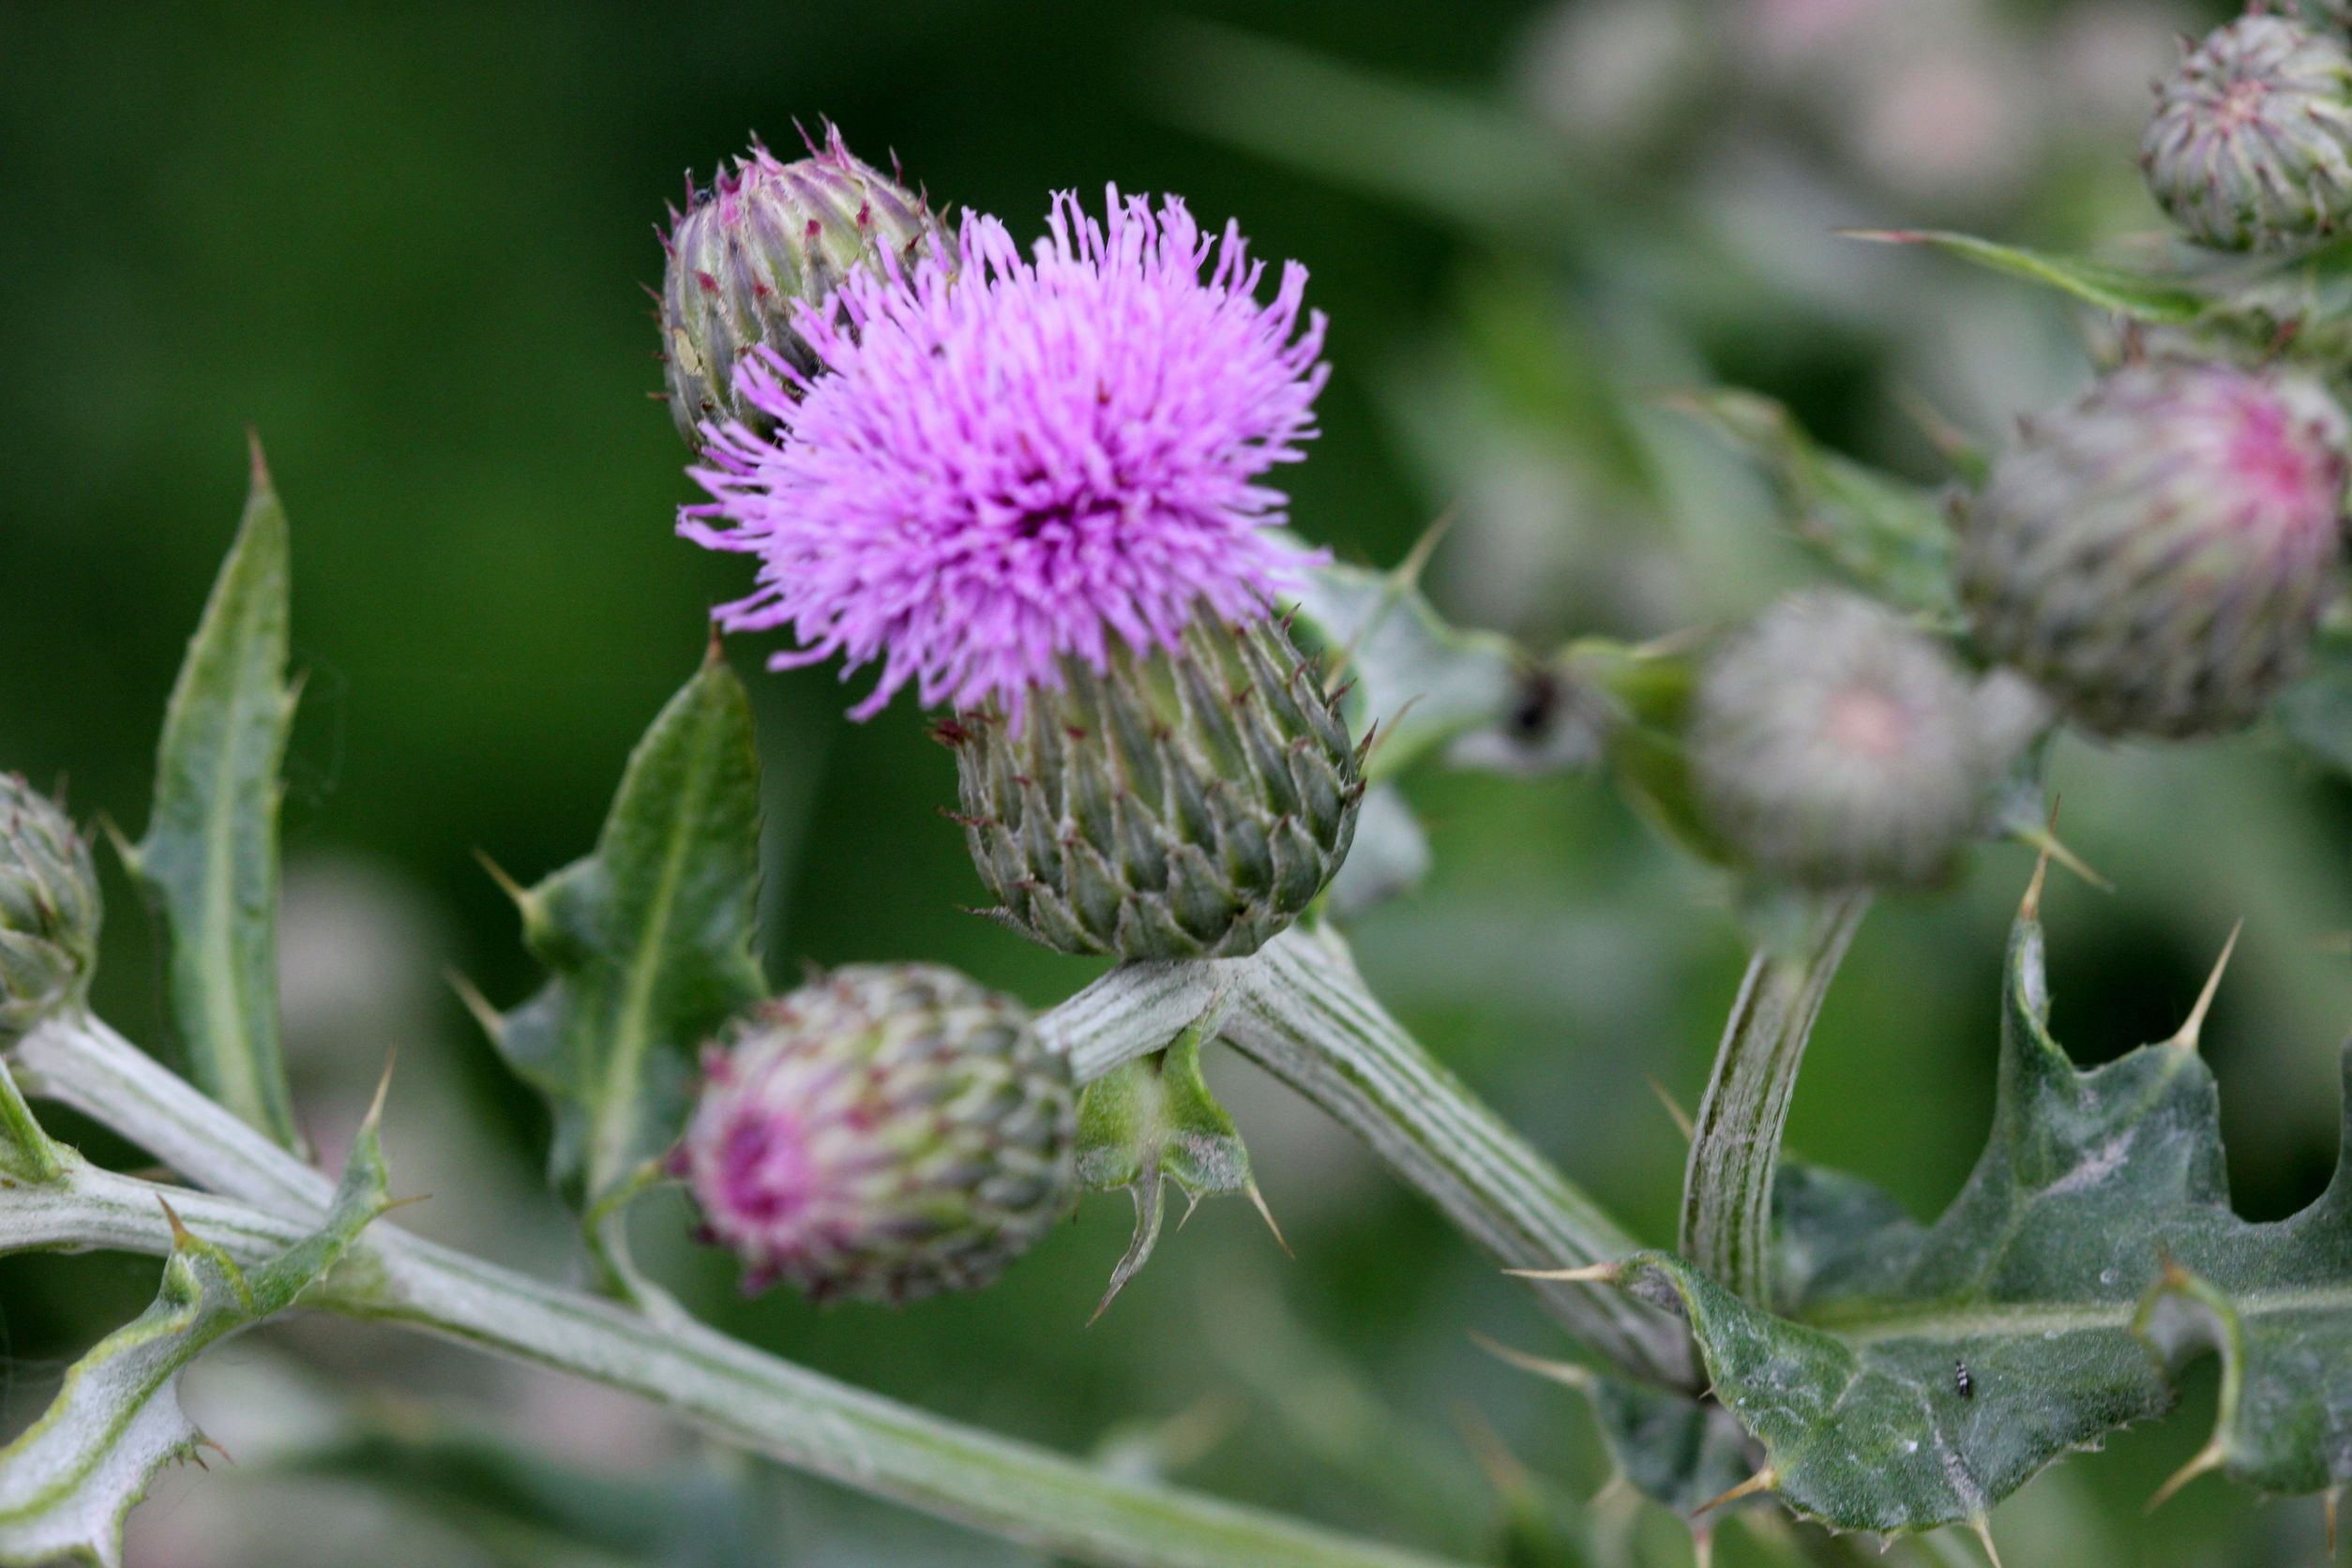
xmin=126 ymin=447 xmax=300 ymax=1148
xmin=491 ymin=650 xmax=765 ymax=1209
xmin=1287 ymin=555 xmax=1522 ymax=780
xmin=1584 ymin=912 xmax=2352 ymax=1534
xmin=0 ymin=1114 xmax=391 ymax=1566
xmin=1852 ymin=230 xmax=2216 ymax=325
xmin=1669 ymin=388 xmax=1958 ymax=619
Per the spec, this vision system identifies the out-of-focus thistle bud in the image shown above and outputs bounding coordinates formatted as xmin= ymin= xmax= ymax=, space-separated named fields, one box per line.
xmin=0 ymin=776 xmax=100 ymax=1037
xmin=1959 ymin=361 xmax=2350 ymax=739
xmin=678 ymin=964 xmax=1076 ymax=1304
xmin=1691 ymin=594 xmax=1992 ymax=890
xmin=944 ymin=618 xmax=1365 ymax=961
xmin=2141 ymin=15 xmax=2352 ymax=252
xmin=659 ymin=128 xmax=948 ymax=445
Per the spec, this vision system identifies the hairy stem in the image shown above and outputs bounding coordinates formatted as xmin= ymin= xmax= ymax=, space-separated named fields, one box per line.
xmin=12 ymin=929 xmax=1693 ymax=1560
xmin=1678 ymin=893 xmax=1871 ymax=1306
xmin=1231 ymin=928 xmax=1696 ymax=1389
xmin=10 ymin=1016 xmax=1459 ymax=1568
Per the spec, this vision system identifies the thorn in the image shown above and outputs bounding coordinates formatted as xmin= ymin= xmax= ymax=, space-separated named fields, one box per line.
xmin=1244 ymin=1180 xmax=1292 ymax=1257
xmin=2147 ymin=1440 xmax=2224 ymax=1514
xmin=363 ymin=1048 xmax=397 ymax=1129
xmin=705 ymin=621 xmax=727 ymax=667
xmin=381 ymin=1192 xmax=435 ymax=1214
xmin=1394 ymin=509 xmax=1456 ymax=589
xmin=2326 ymin=1484 xmax=2340 ymax=1553
xmin=444 ymin=969 xmax=505 ymax=1042
xmin=1695 ymin=1467 xmax=1777 ymax=1516
xmin=1468 ymin=1330 xmax=1596 ymax=1393
xmin=200 ymin=1434 xmax=234 ymax=1465
xmin=1648 ymin=1076 xmax=1696 ymax=1141
xmin=2169 ymin=920 xmax=2242 ymax=1053
xmin=2019 ymin=835 xmax=2054 ymax=923
xmin=472 ymin=847 xmax=530 ymax=907
xmin=245 ymin=427 xmax=274 ymax=494
xmin=157 ymin=1195 xmax=195 ymax=1250
xmin=1504 ymin=1259 xmax=1624 ymax=1285
xmin=1969 ymin=1516 xmax=2003 ymax=1568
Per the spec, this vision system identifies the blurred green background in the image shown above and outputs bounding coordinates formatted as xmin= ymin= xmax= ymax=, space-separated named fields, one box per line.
xmin=5 ymin=1 xmax=2351 ymax=1563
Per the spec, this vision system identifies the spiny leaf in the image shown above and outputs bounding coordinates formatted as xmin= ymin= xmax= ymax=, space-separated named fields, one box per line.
xmin=1577 ymin=907 xmax=2352 ymax=1535
xmin=1666 ymin=388 xmax=1958 ymax=619
xmin=123 ymin=439 xmax=300 ymax=1148
xmin=486 ymin=649 xmax=764 ymax=1251
xmin=1847 ymin=230 xmax=2215 ymax=325
xmin=0 ymin=1100 xmax=393 ymax=1566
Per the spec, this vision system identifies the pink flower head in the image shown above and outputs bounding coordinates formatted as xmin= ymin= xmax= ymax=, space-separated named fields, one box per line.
xmin=681 ymin=188 xmax=1330 ymax=721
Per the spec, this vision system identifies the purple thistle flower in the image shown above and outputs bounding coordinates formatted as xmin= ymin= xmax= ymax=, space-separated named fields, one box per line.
xmin=681 ymin=188 xmax=1330 ymax=722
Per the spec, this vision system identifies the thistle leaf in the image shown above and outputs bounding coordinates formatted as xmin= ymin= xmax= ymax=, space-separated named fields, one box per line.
xmin=1668 ymin=388 xmax=1958 ymax=618
xmin=123 ymin=441 xmax=300 ymax=1148
xmin=1847 ymin=230 xmax=2216 ymax=325
xmin=1577 ymin=907 xmax=2352 ymax=1535
xmin=486 ymin=648 xmax=765 ymax=1237
xmin=0 ymin=1102 xmax=393 ymax=1566
xmin=1289 ymin=552 xmax=1523 ymax=780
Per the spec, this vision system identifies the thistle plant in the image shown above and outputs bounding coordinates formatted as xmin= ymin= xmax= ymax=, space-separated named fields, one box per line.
xmin=25 ymin=17 xmax=2352 ymax=1568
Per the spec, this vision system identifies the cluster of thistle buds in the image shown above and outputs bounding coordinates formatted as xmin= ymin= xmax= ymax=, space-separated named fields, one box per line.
xmin=657 ymin=129 xmax=1354 ymax=1297
xmin=0 ymin=774 xmax=99 ymax=1038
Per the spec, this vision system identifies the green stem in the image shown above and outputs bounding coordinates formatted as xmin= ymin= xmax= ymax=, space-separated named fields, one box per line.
xmin=8 ymin=1018 xmax=1461 ymax=1568
xmin=1678 ymin=892 xmax=1871 ymax=1306
xmin=1229 ymin=928 xmax=1696 ymax=1389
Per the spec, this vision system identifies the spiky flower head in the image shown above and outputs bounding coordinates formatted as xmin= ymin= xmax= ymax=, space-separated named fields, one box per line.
xmin=2141 ymin=14 xmax=2352 ymax=251
xmin=682 ymin=188 xmax=1330 ymax=724
xmin=659 ymin=128 xmax=947 ymax=445
xmin=946 ymin=615 xmax=1364 ymax=960
xmin=1959 ymin=360 xmax=2349 ymax=739
xmin=0 ymin=775 xmax=100 ymax=1037
xmin=1691 ymin=594 xmax=1992 ymax=889
xmin=678 ymin=964 xmax=1077 ymax=1304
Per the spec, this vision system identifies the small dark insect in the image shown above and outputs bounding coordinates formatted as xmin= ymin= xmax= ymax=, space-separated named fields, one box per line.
xmin=1954 ymin=1360 xmax=1975 ymax=1400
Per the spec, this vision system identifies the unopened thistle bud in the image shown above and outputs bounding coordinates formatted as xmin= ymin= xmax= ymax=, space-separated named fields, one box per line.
xmin=680 ymin=189 xmax=1349 ymax=957
xmin=0 ymin=776 xmax=100 ymax=1037
xmin=679 ymin=965 xmax=1077 ymax=1304
xmin=1959 ymin=361 xmax=2349 ymax=739
xmin=660 ymin=128 xmax=947 ymax=445
xmin=947 ymin=616 xmax=1363 ymax=959
xmin=2141 ymin=15 xmax=2352 ymax=251
xmin=1691 ymin=594 xmax=1991 ymax=889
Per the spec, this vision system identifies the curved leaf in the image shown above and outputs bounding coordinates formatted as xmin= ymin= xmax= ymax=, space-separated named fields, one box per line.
xmin=123 ymin=441 xmax=299 ymax=1147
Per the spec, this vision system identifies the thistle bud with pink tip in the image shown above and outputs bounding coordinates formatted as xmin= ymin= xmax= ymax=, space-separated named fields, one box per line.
xmin=2142 ymin=15 xmax=2352 ymax=252
xmin=659 ymin=128 xmax=947 ymax=445
xmin=678 ymin=965 xmax=1077 ymax=1304
xmin=1959 ymin=361 xmax=2350 ymax=740
xmin=0 ymin=775 xmax=99 ymax=1038
xmin=1690 ymin=594 xmax=1994 ymax=890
